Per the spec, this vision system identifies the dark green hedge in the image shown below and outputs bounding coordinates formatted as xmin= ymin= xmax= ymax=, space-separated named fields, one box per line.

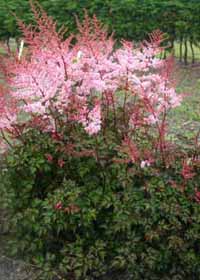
xmin=0 ymin=0 xmax=200 ymax=43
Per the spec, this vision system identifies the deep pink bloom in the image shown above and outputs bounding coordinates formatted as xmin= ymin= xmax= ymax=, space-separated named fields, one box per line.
xmin=45 ymin=153 xmax=53 ymax=162
xmin=195 ymin=190 xmax=200 ymax=203
xmin=122 ymin=137 xmax=139 ymax=163
xmin=181 ymin=162 xmax=195 ymax=180
xmin=58 ymin=159 xmax=65 ymax=168
xmin=55 ymin=201 xmax=63 ymax=210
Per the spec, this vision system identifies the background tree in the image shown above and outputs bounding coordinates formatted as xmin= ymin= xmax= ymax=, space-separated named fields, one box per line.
xmin=0 ymin=0 xmax=200 ymax=64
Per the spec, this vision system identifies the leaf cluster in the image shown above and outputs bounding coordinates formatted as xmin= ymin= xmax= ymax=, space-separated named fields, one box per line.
xmin=2 ymin=128 xmax=200 ymax=279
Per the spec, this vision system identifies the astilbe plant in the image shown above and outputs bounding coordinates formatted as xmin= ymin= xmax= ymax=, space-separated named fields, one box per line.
xmin=4 ymin=2 xmax=200 ymax=280
xmin=0 ymin=1 xmax=182 ymax=167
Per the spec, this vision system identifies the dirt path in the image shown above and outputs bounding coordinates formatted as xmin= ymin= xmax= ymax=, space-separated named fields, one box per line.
xmin=0 ymin=205 xmax=35 ymax=279
xmin=0 ymin=256 xmax=27 ymax=280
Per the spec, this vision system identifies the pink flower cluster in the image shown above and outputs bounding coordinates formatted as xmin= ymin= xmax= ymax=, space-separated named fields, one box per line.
xmin=0 ymin=5 xmax=181 ymax=160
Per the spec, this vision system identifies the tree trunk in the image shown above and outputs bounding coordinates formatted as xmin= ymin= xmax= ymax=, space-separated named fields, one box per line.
xmin=15 ymin=38 xmax=20 ymax=52
xmin=163 ymin=49 xmax=167 ymax=59
xmin=184 ymin=39 xmax=188 ymax=65
xmin=179 ymin=37 xmax=183 ymax=62
xmin=189 ymin=40 xmax=195 ymax=64
xmin=5 ymin=38 xmax=11 ymax=53
xmin=170 ymin=39 xmax=175 ymax=56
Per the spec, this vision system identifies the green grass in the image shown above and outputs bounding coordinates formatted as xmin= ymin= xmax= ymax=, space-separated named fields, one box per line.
xmin=167 ymin=64 xmax=200 ymax=146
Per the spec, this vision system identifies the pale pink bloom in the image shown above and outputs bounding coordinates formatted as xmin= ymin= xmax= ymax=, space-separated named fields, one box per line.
xmin=0 ymin=7 xmax=182 ymax=151
xmin=84 ymin=102 xmax=101 ymax=135
xmin=23 ymin=102 xmax=46 ymax=114
xmin=140 ymin=160 xmax=151 ymax=168
xmin=145 ymin=114 xmax=159 ymax=124
xmin=77 ymin=50 xmax=83 ymax=60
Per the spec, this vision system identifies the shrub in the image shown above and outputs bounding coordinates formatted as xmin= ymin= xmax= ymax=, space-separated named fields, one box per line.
xmin=3 ymin=129 xmax=200 ymax=279
xmin=1 ymin=2 xmax=200 ymax=280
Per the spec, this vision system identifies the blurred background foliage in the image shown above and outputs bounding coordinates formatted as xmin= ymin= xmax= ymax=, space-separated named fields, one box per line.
xmin=0 ymin=0 xmax=200 ymax=64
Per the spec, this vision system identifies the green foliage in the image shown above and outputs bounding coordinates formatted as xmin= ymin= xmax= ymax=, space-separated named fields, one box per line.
xmin=1 ymin=0 xmax=200 ymax=44
xmin=0 ymin=0 xmax=198 ymax=64
xmin=2 ymin=128 xmax=200 ymax=279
